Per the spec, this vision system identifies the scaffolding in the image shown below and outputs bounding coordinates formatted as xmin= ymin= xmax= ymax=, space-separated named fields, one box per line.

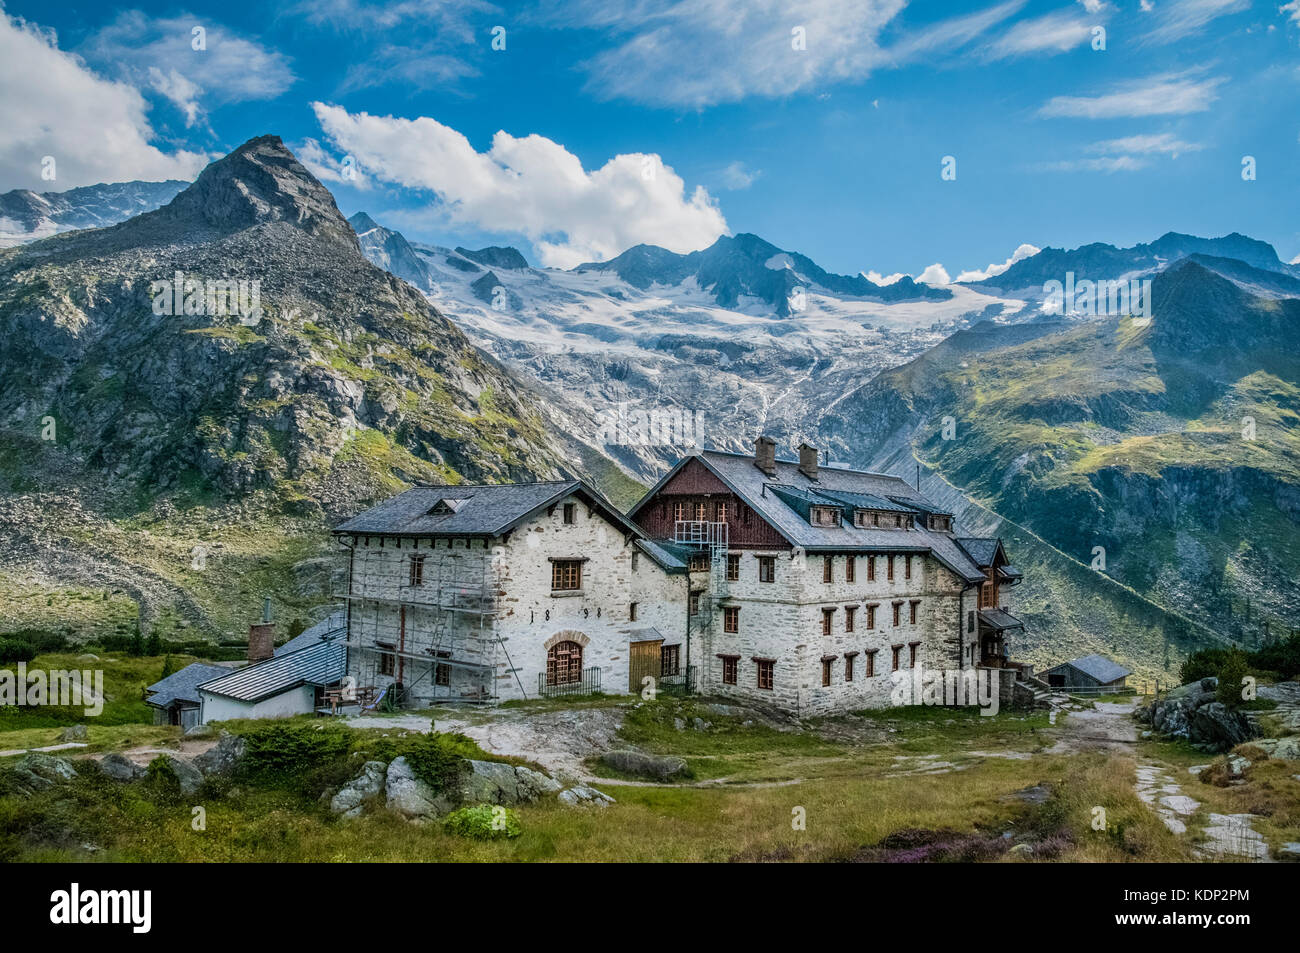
xmin=674 ymin=520 xmax=729 ymax=628
xmin=334 ymin=541 xmax=518 ymax=707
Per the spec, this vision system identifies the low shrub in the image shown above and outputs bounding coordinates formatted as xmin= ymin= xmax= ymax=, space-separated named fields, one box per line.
xmin=443 ymin=803 xmax=520 ymax=840
xmin=235 ymin=721 xmax=353 ymax=786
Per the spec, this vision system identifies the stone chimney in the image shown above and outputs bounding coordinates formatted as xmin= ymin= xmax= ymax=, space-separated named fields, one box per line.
xmin=247 ymin=597 xmax=275 ymax=663
xmin=798 ymin=442 xmax=819 ymax=480
xmin=754 ymin=435 xmax=777 ymax=476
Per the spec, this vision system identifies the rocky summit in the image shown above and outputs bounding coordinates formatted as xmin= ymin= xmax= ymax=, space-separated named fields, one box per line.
xmin=0 ymin=135 xmax=583 ymax=511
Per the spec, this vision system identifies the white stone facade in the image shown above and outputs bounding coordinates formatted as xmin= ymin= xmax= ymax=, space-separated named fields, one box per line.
xmin=690 ymin=550 xmax=983 ymax=717
xmin=341 ymin=491 xmax=687 ymax=705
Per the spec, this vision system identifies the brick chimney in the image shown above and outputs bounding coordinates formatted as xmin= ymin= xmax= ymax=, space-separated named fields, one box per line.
xmin=754 ymin=435 xmax=777 ymax=476
xmin=798 ymin=442 xmax=819 ymax=480
xmin=247 ymin=596 xmax=274 ymax=663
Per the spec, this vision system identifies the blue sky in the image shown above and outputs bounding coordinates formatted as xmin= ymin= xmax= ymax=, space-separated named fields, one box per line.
xmin=3 ymin=0 xmax=1299 ymax=279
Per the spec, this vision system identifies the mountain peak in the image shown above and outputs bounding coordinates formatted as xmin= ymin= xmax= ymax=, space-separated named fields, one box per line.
xmin=348 ymin=211 xmax=381 ymax=234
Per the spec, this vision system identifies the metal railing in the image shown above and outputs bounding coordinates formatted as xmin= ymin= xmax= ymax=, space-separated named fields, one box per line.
xmin=538 ymin=666 xmax=602 ymax=698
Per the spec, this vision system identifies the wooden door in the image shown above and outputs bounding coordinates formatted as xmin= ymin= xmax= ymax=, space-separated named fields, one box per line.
xmin=629 ymin=640 xmax=663 ymax=692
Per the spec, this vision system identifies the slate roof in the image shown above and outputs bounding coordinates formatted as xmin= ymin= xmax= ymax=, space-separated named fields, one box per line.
xmin=630 ymin=450 xmax=986 ymax=583
xmin=275 ymin=610 xmax=346 ymax=656
xmin=1049 ymin=653 xmax=1131 ymax=684
xmin=978 ymin=608 xmax=1025 ymax=631
xmin=635 ymin=538 xmax=690 ymax=573
xmin=333 ymin=480 xmax=644 ymax=542
xmin=145 ymin=662 xmax=230 ymax=709
xmin=956 ymin=537 xmax=1001 ymax=567
xmin=198 ymin=640 xmax=347 ymax=703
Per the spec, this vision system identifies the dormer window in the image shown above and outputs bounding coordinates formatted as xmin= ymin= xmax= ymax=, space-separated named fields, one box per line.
xmin=426 ymin=497 xmax=468 ymax=516
xmin=927 ymin=514 xmax=951 ymax=532
xmin=811 ymin=506 xmax=840 ymax=527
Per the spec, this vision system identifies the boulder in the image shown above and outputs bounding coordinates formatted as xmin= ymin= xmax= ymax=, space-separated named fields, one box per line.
xmin=1189 ymin=703 xmax=1254 ymax=752
xmin=599 ymin=749 xmax=688 ymax=781
xmin=558 ymin=785 xmax=616 ymax=808
xmin=99 ymin=753 xmax=144 ymax=781
xmin=458 ymin=759 xmax=560 ymax=805
xmin=10 ymin=753 xmax=78 ymax=795
xmin=385 ymin=756 xmax=454 ymax=819
xmin=150 ymin=755 xmax=204 ymax=795
xmin=58 ymin=724 xmax=88 ymax=742
xmin=330 ymin=761 xmax=387 ymax=818
xmin=193 ymin=731 xmax=246 ymax=777
xmin=184 ymin=724 xmax=216 ymax=739
xmin=1254 ymin=737 xmax=1300 ymax=760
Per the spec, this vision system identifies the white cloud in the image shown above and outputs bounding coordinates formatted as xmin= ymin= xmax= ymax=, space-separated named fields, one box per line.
xmin=864 ymin=270 xmax=907 ymax=285
xmin=1283 ymin=1 xmax=1300 ymax=25
xmin=80 ymin=12 xmax=295 ymax=128
xmin=555 ymin=0 xmax=906 ymax=107
xmin=309 ymin=103 xmax=728 ymax=268
xmin=885 ymin=0 xmax=1027 ymax=63
xmin=917 ymin=263 xmax=952 ymax=285
xmin=0 ymin=12 xmax=209 ymax=191
xmin=719 ymin=161 xmax=761 ymax=190
xmin=955 ymin=243 xmax=1041 ymax=282
xmin=1085 ymin=132 xmax=1202 ymax=156
xmin=984 ymin=6 xmax=1105 ymax=59
xmin=1139 ymin=0 xmax=1249 ymax=45
xmin=1038 ymin=155 xmax=1150 ymax=172
xmin=296 ymin=137 xmax=372 ymax=190
xmin=1038 ymin=71 xmax=1223 ymax=118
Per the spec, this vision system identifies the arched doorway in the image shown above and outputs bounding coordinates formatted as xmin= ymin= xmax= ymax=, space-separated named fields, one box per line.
xmin=546 ymin=640 xmax=584 ymax=686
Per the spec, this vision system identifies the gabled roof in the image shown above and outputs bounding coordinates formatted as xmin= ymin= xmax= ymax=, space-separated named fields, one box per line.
xmin=198 ymin=640 xmax=346 ymax=703
xmin=333 ymin=479 xmax=641 ymax=541
xmin=956 ymin=537 xmax=1006 ymax=569
xmin=1048 ymin=653 xmax=1131 ymax=683
xmin=629 ymin=450 xmax=986 ymax=582
xmin=145 ymin=662 xmax=230 ymax=709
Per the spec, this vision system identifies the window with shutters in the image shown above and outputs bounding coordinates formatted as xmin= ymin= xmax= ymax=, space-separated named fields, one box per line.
xmin=865 ymin=604 xmax=877 ymax=629
xmin=844 ymin=653 xmax=856 ymax=682
xmin=892 ymin=601 xmax=903 ymax=626
xmin=909 ymin=642 xmax=921 ymax=668
xmin=844 ymin=606 xmax=856 ymax=633
xmin=910 ymin=599 xmax=920 ymax=624
xmin=821 ymin=658 xmax=833 ymax=686
xmin=721 ymin=655 xmax=738 ymax=685
xmin=865 ymin=649 xmax=877 ymax=677
xmin=891 ymin=644 xmax=903 ymax=672
xmin=551 ymin=560 xmax=582 ymax=591
xmin=821 ymin=607 xmax=834 ymax=636
xmin=661 ymin=644 xmax=680 ymax=676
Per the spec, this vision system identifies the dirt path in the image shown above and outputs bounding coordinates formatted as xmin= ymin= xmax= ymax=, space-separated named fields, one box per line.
xmin=1044 ymin=698 xmax=1140 ymax=754
xmin=1048 ymin=697 xmax=1273 ymax=861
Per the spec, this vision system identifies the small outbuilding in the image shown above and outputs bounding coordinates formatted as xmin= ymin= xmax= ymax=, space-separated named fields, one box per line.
xmin=1041 ymin=653 xmax=1130 ymax=690
xmin=145 ymin=662 xmax=231 ymax=728
xmin=198 ymin=637 xmax=347 ymax=723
